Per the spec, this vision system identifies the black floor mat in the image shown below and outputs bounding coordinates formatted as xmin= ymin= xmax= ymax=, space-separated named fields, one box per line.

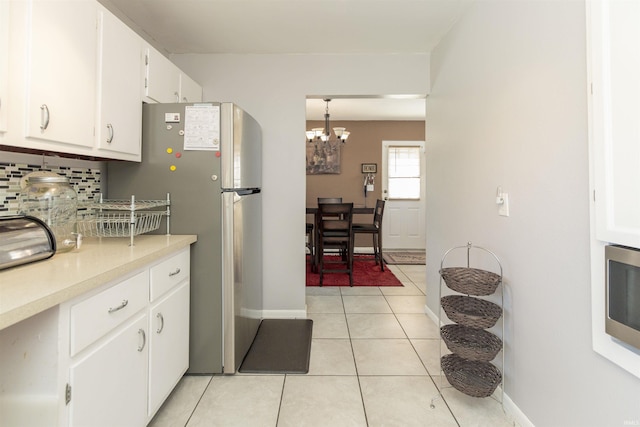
xmin=239 ymin=319 xmax=313 ymax=374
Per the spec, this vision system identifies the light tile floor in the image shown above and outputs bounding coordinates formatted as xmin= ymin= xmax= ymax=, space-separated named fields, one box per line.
xmin=149 ymin=264 xmax=516 ymax=427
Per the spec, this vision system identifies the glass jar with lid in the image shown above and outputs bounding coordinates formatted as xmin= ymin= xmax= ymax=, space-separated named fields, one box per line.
xmin=19 ymin=172 xmax=79 ymax=253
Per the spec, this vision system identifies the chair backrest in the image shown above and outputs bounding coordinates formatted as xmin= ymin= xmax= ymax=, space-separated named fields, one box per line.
xmin=373 ymin=199 xmax=385 ymax=228
xmin=317 ymin=197 xmax=343 ymax=204
xmin=318 ymin=202 xmax=353 ymax=236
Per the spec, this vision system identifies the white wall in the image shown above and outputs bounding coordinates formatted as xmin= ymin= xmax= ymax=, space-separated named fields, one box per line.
xmin=172 ymin=53 xmax=429 ymax=316
xmin=426 ymin=1 xmax=640 ymax=426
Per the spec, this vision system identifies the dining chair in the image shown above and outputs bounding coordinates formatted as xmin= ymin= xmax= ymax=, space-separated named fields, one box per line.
xmin=317 ymin=197 xmax=342 ymax=204
xmin=352 ymin=199 xmax=386 ymax=271
xmin=317 ymin=202 xmax=354 ymax=286
xmin=313 ymin=197 xmax=343 ymax=267
xmin=306 ymin=222 xmax=315 ymax=272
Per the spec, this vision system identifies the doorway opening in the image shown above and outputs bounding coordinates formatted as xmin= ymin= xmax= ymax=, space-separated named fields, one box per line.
xmin=305 ymin=96 xmax=426 ymax=254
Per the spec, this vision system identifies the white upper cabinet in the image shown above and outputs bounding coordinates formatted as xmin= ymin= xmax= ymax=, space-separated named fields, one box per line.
xmin=179 ymin=73 xmax=203 ymax=103
xmin=145 ymin=45 xmax=202 ymax=104
xmin=3 ymin=0 xmax=199 ymax=159
xmin=25 ymin=0 xmax=97 ymax=147
xmin=0 ymin=1 xmax=8 ymax=136
xmin=589 ymin=0 xmax=640 ymax=248
xmin=145 ymin=46 xmax=181 ymax=103
xmin=96 ymin=6 xmax=142 ymax=161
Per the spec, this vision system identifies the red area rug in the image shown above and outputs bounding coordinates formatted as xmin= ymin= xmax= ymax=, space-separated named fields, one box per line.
xmin=306 ymin=255 xmax=403 ymax=287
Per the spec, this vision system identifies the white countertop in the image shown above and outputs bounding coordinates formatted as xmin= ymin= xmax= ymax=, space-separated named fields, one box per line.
xmin=0 ymin=234 xmax=197 ymax=330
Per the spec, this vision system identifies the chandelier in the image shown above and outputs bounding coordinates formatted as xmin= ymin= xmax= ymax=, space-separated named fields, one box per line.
xmin=306 ymin=99 xmax=350 ymax=143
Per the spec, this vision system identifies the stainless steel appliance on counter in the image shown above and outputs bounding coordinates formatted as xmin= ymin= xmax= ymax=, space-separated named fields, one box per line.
xmin=0 ymin=216 xmax=56 ymax=270
xmin=107 ymin=102 xmax=262 ymax=374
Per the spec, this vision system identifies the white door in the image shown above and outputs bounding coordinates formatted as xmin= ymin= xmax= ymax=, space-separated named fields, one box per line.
xmin=381 ymin=141 xmax=426 ymax=250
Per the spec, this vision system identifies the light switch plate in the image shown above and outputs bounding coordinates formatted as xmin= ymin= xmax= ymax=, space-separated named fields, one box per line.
xmin=499 ymin=193 xmax=510 ymax=216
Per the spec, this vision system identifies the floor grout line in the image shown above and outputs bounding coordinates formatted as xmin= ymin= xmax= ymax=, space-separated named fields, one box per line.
xmin=153 ymin=264 xmax=511 ymax=427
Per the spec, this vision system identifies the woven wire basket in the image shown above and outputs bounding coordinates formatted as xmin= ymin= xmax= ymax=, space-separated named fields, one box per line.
xmin=77 ymin=211 xmax=165 ymax=237
xmin=441 ymin=353 xmax=502 ymax=398
xmin=441 ymin=324 xmax=502 ymax=362
xmin=440 ymin=267 xmax=501 ymax=296
xmin=441 ymin=295 xmax=501 ymax=329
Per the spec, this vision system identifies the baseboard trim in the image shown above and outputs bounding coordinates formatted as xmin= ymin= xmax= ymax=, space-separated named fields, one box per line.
xmin=503 ymin=392 xmax=534 ymax=427
xmin=261 ymin=309 xmax=308 ymax=319
xmin=424 ymin=304 xmax=440 ymax=326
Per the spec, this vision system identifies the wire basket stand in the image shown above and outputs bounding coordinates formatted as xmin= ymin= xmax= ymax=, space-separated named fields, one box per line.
xmin=430 ymin=242 xmax=504 ymax=409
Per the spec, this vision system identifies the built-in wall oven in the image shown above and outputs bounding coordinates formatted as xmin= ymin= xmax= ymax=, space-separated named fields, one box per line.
xmin=605 ymin=245 xmax=640 ymax=350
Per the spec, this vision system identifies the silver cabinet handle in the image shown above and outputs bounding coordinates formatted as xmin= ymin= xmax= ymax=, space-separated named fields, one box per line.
xmin=174 ymin=91 xmax=179 ymax=102
xmin=106 ymin=123 xmax=114 ymax=143
xmin=40 ymin=104 xmax=50 ymax=131
xmin=156 ymin=312 xmax=164 ymax=334
xmin=137 ymin=328 xmax=146 ymax=352
xmin=168 ymin=268 xmax=181 ymax=277
xmin=108 ymin=299 xmax=128 ymax=313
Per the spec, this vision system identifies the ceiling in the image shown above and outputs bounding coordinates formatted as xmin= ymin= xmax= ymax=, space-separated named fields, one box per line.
xmin=305 ymin=97 xmax=426 ymax=121
xmin=99 ymin=0 xmax=469 ymax=120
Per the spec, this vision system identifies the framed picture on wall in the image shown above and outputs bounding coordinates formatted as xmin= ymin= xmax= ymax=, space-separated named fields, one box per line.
xmin=306 ymin=140 xmax=342 ymax=174
xmin=361 ymin=163 xmax=377 ymax=173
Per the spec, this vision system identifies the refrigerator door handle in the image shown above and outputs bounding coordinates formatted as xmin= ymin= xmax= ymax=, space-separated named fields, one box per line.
xmin=233 ymin=188 xmax=261 ymax=196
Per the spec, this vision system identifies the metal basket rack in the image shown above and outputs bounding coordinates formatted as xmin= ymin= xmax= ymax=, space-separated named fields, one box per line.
xmin=77 ymin=193 xmax=171 ymax=246
xmin=430 ymin=242 xmax=504 ymax=408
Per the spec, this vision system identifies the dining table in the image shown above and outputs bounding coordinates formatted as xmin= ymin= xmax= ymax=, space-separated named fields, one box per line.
xmin=305 ymin=206 xmax=374 ymax=216
xmin=306 ymin=205 xmax=374 ymax=272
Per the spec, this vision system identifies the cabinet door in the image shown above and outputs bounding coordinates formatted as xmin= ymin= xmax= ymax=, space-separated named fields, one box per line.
xmin=590 ymin=0 xmax=640 ymax=247
xmin=148 ymin=280 xmax=190 ymax=418
xmin=25 ymin=0 xmax=97 ymax=147
xmin=0 ymin=0 xmax=8 ymax=135
xmin=145 ymin=47 xmax=180 ymax=103
xmin=96 ymin=7 xmax=142 ymax=160
xmin=68 ymin=313 xmax=148 ymax=427
xmin=179 ymin=73 xmax=203 ymax=103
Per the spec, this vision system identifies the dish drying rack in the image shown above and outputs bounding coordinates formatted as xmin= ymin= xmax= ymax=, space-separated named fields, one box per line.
xmin=77 ymin=193 xmax=171 ymax=246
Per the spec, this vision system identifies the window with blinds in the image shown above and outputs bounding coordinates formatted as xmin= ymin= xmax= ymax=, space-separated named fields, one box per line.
xmin=387 ymin=146 xmax=421 ymax=199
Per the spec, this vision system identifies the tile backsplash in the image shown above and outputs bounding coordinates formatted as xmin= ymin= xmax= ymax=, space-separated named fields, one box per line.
xmin=0 ymin=159 xmax=103 ymax=214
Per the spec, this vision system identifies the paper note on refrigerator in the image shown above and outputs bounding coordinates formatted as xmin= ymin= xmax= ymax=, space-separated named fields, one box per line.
xmin=183 ymin=104 xmax=220 ymax=150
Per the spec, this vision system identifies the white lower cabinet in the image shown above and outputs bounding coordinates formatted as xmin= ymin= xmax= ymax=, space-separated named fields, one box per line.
xmin=60 ymin=248 xmax=190 ymax=427
xmin=148 ymin=281 xmax=190 ymax=416
xmin=68 ymin=312 xmax=148 ymax=427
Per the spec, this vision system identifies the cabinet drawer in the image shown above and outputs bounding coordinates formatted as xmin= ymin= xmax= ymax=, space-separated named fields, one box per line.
xmin=150 ymin=248 xmax=190 ymax=301
xmin=70 ymin=270 xmax=148 ymax=356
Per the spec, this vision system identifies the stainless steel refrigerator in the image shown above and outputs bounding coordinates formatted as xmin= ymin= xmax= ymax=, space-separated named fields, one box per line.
xmin=107 ymin=102 xmax=262 ymax=374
